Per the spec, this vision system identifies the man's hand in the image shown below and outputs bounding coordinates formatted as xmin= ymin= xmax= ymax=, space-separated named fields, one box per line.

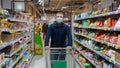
xmin=66 ymin=46 xmax=72 ymax=50
xmin=45 ymin=46 xmax=50 ymax=50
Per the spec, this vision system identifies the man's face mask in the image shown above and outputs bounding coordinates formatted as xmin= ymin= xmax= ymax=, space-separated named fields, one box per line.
xmin=56 ymin=13 xmax=63 ymax=23
xmin=56 ymin=17 xmax=63 ymax=23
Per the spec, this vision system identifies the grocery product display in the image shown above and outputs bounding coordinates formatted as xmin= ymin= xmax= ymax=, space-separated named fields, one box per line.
xmin=74 ymin=0 xmax=120 ymax=21
xmin=73 ymin=1 xmax=120 ymax=68
xmin=0 ymin=8 xmax=34 ymax=68
xmin=1 ymin=0 xmax=120 ymax=68
xmin=34 ymin=23 xmax=43 ymax=55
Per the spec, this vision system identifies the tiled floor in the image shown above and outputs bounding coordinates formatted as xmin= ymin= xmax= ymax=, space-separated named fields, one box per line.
xmin=29 ymin=54 xmax=82 ymax=68
xmin=29 ymin=55 xmax=46 ymax=68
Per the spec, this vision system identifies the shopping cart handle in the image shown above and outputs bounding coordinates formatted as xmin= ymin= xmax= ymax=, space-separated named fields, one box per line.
xmin=49 ymin=48 xmax=67 ymax=50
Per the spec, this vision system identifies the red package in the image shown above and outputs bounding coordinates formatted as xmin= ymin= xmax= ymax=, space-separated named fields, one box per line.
xmin=101 ymin=20 xmax=104 ymax=27
xmin=96 ymin=20 xmax=104 ymax=27
xmin=106 ymin=36 xmax=112 ymax=42
xmin=97 ymin=34 xmax=105 ymax=40
xmin=95 ymin=32 xmax=99 ymax=38
xmin=107 ymin=18 xmax=112 ymax=27
xmin=96 ymin=20 xmax=101 ymax=27
xmin=112 ymin=19 xmax=118 ymax=27
xmin=111 ymin=37 xmax=118 ymax=44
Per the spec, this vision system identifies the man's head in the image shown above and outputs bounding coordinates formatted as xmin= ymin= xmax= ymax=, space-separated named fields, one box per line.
xmin=56 ymin=12 xmax=64 ymax=23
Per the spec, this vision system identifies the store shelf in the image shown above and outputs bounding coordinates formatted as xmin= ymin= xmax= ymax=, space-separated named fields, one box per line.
xmin=0 ymin=33 xmax=28 ymax=50
xmin=18 ymin=53 xmax=30 ymax=68
xmin=74 ymin=26 xmax=120 ymax=31
xmin=0 ymin=27 xmax=30 ymax=33
xmin=74 ymin=32 xmax=118 ymax=49
xmin=0 ymin=15 xmax=4 ymax=18
xmin=6 ymin=38 xmax=32 ymax=57
xmin=74 ymin=47 xmax=99 ymax=68
xmin=0 ymin=58 xmax=9 ymax=67
xmin=0 ymin=42 xmax=11 ymax=50
xmin=26 ymin=53 xmax=34 ymax=68
xmin=71 ymin=52 xmax=85 ymax=68
xmin=74 ymin=39 xmax=120 ymax=67
xmin=8 ymin=18 xmax=30 ymax=23
xmin=10 ymin=33 xmax=30 ymax=44
xmin=10 ymin=44 xmax=31 ymax=68
xmin=10 ymin=53 xmax=23 ymax=68
xmin=75 ymin=10 xmax=120 ymax=21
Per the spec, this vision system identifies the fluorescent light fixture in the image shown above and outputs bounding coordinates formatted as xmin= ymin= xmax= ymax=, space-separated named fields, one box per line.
xmin=14 ymin=2 xmax=25 ymax=11
xmin=98 ymin=2 xmax=101 ymax=4
xmin=38 ymin=0 xmax=44 ymax=6
xmin=62 ymin=6 xmax=69 ymax=9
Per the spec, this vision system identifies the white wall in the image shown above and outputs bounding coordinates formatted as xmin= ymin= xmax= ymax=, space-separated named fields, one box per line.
xmin=3 ymin=0 xmax=11 ymax=9
xmin=101 ymin=0 xmax=113 ymax=9
xmin=0 ymin=0 xmax=1 ymax=8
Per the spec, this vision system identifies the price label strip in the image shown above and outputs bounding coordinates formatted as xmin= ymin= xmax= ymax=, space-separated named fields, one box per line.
xmin=102 ymin=13 xmax=106 ymax=16
xmin=115 ymin=44 xmax=119 ymax=49
xmin=107 ymin=42 xmax=110 ymax=46
xmin=101 ymin=41 xmax=104 ymax=44
xmin=104 ymin=27 xmax=108 ymax=31
xmin=108 ymin=58 xmax=112 ymax=62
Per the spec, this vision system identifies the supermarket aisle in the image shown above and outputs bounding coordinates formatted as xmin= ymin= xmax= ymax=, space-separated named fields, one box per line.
xmin=29 ymin=55 xmax=46 ymax=68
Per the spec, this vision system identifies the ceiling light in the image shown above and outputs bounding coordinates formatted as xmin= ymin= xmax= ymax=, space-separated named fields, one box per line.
xmin=72 ymin=11 xmax=74 ymax=12
xmin=98 ymin=2 xmax=101 ymax=4
xmin=62 ymin=6 xmax=69 ymax=9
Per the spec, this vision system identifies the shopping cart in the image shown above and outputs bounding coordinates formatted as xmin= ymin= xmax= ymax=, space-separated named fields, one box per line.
xmin=45 ymin=48 xmax=83 ymax=68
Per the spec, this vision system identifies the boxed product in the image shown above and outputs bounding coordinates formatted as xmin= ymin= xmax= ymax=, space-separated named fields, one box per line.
xmin=115 ymin=52 xmax=120 ymax=63
xmin=0 ymin=53 xmax=5 ymax=63
xmin=1 ymin=33 xmax=13 ymax=42
xmin=82 ymin=20 xmax=88 ymax=27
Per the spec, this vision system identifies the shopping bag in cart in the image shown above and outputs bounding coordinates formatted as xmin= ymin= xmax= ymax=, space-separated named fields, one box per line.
xmin=53 ymin=60 xmax=66 ymax=68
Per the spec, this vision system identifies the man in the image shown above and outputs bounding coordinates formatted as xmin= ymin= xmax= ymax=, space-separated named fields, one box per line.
xmin=42 ymin=22 xmax=48 ymax=40
xmin=45 ymin=12 xmax=72 ymax=61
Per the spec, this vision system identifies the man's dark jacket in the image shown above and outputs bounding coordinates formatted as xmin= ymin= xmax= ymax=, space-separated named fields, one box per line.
xmin=45 ymin=22 xmax=72 ymax=47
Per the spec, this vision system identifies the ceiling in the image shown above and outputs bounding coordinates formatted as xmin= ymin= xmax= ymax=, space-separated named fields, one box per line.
xmin=33 ymin=0 xmax=102 ymax=15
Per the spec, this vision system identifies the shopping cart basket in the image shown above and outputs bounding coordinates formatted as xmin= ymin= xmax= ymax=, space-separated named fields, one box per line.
xmin=45 ymin=48 xmax=84 ymax=68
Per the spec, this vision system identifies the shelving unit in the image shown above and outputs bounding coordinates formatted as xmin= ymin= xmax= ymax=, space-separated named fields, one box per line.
xmin=0 ymin=8 xmax=34 ymax=68
xmin=76 ymin=48 xmax=99 ymax=68
xmin=74 ymin=26 xmax=120 ymax=32
xmin=74 ymin=32 xmax=118 ymax=49
xmin=73 ymin=9 xmax=120 ymax=68
xmin=74 ymin=10 xmax=120 ymax=21
xmin=74 ymin=39 xmax=120 ymax=66
xmin=71 ymin=52 xmax=85 ymax=68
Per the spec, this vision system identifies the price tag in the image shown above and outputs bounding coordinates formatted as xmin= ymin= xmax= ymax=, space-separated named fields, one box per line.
xmin=108 ymin=58 xmax=112 ymax=62
xmin=104 ymin=27 xmax=108 ymax=31
xmin=10 ymin=30 xmax=16 ymax=33
xmin=107 ymin=42 xmax=110 ymax=46
xmin=115 ymin=44 xmax=119 ymax=49
xmin=97 ymin=27 xmax=100 ymax=29
xmin=16 ymin=48 xmax=20 ymax=52
xmin=96 ymin=39 xmax=99 ymax=42
xmin=1 ymin=9 xmax=4 ymax=17
xmin=101 ymin=41 xmax=104 ymax=44
xmin=102 ymin=13 xmax=106 ymax=16
xmin=10 ymin=30 xmax=14 ymax=33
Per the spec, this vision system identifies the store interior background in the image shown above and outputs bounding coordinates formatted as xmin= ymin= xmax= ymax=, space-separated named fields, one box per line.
xmin=0 ymin=0 xmax=120 ymax=68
